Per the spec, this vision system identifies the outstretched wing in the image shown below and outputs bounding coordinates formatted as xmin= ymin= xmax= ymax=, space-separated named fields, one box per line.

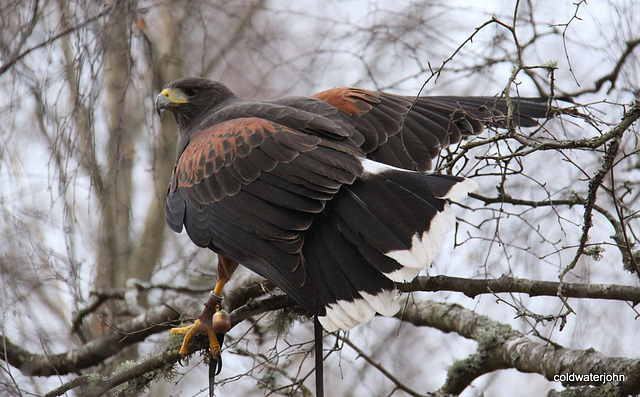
xmin=166 ymin=116 xmax=363 ymax=313
xmin=313 ymin=87 xmax=550 ymax=171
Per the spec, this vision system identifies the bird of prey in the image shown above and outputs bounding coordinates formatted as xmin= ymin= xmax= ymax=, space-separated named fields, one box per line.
xmin=155 ymin=77 xmax=551 ymax=356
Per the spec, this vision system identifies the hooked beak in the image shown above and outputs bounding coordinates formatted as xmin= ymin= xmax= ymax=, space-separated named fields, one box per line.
xmin=155 ymin=92 xmax=172 ymax=116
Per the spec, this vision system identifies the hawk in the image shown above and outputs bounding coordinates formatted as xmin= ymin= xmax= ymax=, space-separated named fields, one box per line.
xmin=155 ymin=77 xmax=551 ymax=355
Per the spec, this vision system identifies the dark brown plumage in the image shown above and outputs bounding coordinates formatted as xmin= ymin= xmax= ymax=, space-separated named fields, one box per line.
xmin=156 ymin=77 xmax=552 ymax=334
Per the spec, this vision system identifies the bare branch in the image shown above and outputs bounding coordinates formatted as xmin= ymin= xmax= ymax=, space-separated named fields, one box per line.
xmin=0 ymin=297 xmax=189 ymax=377
xmin=0 ymin=6 xmax=112 ymax=75
xmin=38 ymin=294 xmax=297 ymax=396
xmin=339 ymin=336 xmax=429 ymax=397
xmin=569 ymin=38 xmax=640 ymax=96
xmin=399 ymin=275 xmax=640 ymax=304
xmin=399 ymin=299 xmax=640 ymax=395
xmin=560 ymin=102 xmax=640 ymax=281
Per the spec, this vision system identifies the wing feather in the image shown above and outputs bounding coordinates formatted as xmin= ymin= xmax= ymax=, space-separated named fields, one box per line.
xmin=313 ymin=87 xmax=551 ymax=171
xmin=166 ymin=112 xmax=364 ymax=313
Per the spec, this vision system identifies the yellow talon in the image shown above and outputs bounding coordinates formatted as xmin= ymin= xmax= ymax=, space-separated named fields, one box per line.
xmin=171 ymin=319 xmax=221 ymax=357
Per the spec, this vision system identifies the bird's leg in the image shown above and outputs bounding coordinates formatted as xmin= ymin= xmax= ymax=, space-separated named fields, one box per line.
xmin=171 ymin=256 xmax=238 ymax=357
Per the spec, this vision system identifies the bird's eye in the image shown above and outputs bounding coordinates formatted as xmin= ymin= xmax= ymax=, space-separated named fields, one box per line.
xmin=184 ymin=88 xmax=198 ymax=97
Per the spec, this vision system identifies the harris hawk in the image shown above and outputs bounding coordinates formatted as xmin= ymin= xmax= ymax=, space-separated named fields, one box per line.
xmin=155 ymin=77 xmax=552 ymax=356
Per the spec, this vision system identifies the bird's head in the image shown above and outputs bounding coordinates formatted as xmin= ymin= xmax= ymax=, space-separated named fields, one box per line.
xmin=155 ymin=77 xmax=235 ymax=129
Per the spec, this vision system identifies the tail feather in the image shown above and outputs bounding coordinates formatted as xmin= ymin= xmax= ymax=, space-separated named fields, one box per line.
xmin=306 ymin=159 xmax=477 ymax=331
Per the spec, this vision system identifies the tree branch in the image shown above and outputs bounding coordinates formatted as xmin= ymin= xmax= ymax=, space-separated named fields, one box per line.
xmin=0 ymin=296 xmax=191 ymax=377
xmin=0 ymin=6 xmax=112 ymax=75
xmin=8 ymin=270 xmax=636 ymax=381
xmin=399 ymin=275 xmax=640 ymax=304
xmin=569 ymin=38 xmax=640 ymax=96
xmin=559 ymin=102 xmax=640 ymax=281
xmin=399 ymin=299 xmax=640 ymax=395
xmin=396 ymin=301 xmax=640 ymax=395
xmin=82 ymin=348 xmax=182 ymax=397
xmin=5 ymin=274 xmax=636 ymax=396
xmin=339 ymin=336 xmax=428 ymax=397
xmin=41 ymin=294 xmax=297 ymax=397
xmin=8 ymin=271 xmax=632 ymax=382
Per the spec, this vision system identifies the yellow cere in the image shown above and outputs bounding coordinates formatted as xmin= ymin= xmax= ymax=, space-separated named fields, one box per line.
xmin=163 ymin=88 xmax=190 ymax=104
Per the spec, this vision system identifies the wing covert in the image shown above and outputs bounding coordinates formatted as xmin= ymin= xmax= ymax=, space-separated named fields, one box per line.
xmin=165 ymin=113 xmax=365 ymax=313
xmin=171 ymin=117 xmax=322 ymax=202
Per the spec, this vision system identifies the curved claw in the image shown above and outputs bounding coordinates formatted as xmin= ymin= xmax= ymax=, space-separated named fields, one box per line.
xmin=214 ymin=355 xmax=223 ymax=375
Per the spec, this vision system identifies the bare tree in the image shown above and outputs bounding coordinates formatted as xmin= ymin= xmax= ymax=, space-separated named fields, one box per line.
xmin=1 ymin=1 xmax=639 ymax=396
